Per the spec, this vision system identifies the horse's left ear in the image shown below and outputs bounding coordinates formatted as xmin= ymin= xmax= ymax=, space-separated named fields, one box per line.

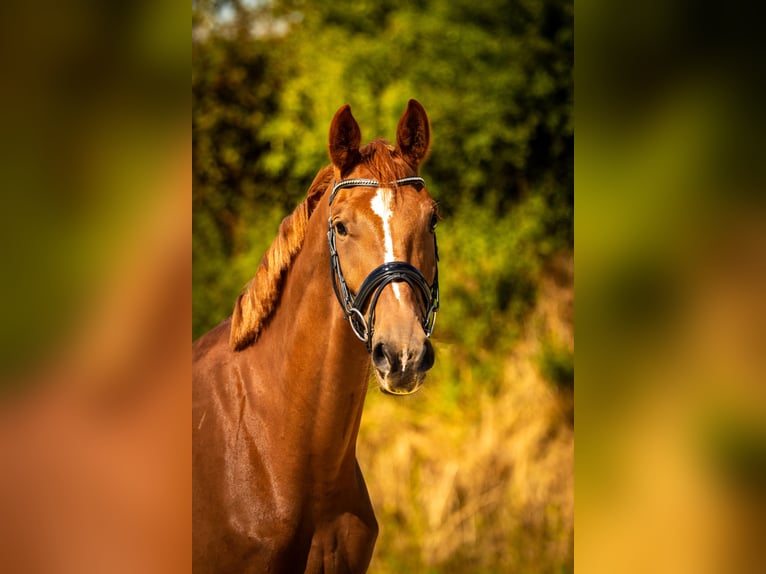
xmin=396 ymin=99 xmax=431 ymax=168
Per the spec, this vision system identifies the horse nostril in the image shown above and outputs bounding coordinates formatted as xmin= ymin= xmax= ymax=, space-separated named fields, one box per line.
xmin=372 ymin=342 xmax=389 ymax=372
xmin=417 ymin=340 xmax=435 ymax=373
xmin=372 ymin=341 xmax=400 ymax=374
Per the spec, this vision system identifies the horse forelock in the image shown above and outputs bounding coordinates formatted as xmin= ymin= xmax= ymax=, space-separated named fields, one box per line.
xmin=229 ymin=167 xmax=332 ymax=351
xmin=359 ymin=139 xmax=412 ymax=186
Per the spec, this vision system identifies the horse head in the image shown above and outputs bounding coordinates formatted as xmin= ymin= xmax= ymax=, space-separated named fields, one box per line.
xmin=327 ymin=100 xmax=439 ymax=395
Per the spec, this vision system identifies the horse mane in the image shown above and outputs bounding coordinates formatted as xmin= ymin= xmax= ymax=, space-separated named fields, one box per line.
xmin=229 ymin=139 xmax=411 ymax=351
xmin=229 ymin=167 xmax=332 ymax=350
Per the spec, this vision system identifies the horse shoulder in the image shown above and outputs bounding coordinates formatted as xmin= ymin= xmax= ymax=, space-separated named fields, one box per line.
xmin=193 ymin=321 xmax=310 ymax=570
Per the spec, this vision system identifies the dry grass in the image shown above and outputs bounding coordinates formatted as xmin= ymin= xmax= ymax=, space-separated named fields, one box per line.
xmin=358 ymin=255 xmax=574 ymax=573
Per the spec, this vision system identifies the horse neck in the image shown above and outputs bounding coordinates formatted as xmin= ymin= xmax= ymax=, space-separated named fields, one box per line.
xmin=254 ymin=199 xmax=371 ymax=472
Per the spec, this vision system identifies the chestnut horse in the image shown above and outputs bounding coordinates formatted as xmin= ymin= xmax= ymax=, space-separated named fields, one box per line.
xmin=193 ymin=100 xmax=439 ymax=573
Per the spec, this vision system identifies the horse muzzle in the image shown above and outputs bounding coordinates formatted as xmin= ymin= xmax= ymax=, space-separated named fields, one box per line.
xmin=371 ymin=337 xmax=434 ymax=395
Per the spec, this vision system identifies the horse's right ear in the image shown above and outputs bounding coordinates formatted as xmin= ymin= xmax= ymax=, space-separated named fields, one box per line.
xmin=328 ymin=104 xmax=361 ymax=176
xmin=396 ymin=99 xmax=431 ymax=168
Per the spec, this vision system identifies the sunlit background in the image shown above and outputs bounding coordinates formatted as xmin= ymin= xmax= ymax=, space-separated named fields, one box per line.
xmin=578 ymin=0 xmax=766 ymax=572
xmin=193 ymin=1 xmax=573 ymax=572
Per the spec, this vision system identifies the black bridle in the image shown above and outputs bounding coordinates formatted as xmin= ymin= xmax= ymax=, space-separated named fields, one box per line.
xmin=327 ymin=177 xmax=440 ymax=352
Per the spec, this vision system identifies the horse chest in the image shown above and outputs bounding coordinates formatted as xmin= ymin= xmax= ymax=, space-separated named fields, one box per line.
xmin=303 ymin=512 xmax=378 ymax=574
xmin=205 ymin=419 xmax=378 ymax=573
xmin=222 ymin=490 xmax=378 ymax=574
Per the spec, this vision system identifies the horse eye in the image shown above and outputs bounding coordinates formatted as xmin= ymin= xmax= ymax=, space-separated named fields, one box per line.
xmin=429 ymin=212 xmax=438 ymax=231
xmin=335 ymin=221 xmax=348 ymax=236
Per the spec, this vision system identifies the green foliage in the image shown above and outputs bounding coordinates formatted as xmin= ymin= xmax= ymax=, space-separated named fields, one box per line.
xmin=432 ymin=192 xmax=556 ymax=402
xmin=192 ymin=202 xmax=286 ymax=338
xmin=538 ymin=332 xmax=575 ymax=390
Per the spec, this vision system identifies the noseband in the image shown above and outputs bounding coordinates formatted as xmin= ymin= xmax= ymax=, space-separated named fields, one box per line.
xmin=327 ymin=177 xmax=440 ymax=352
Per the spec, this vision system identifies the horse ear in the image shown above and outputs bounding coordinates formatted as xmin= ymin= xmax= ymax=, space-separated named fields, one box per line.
xmin=328 ymin=104 xmax=362 ymax=176
xmin=396 ymin=99 xmax=431 ymax=168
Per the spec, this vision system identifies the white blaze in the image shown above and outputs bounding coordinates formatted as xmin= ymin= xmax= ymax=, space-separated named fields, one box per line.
xmin=370 ymin=188 xmax=402 ymax=300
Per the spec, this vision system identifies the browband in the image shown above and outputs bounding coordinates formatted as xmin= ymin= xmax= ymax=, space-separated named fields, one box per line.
xmin=328 ymin=176 xmax=426 ymax=206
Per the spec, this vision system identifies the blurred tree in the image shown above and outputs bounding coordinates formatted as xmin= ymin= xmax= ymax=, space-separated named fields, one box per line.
xmin=258 ymin=0 xmax=573 ymax=213
xmin=193 ymin=0 xmax=288 ymax=335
